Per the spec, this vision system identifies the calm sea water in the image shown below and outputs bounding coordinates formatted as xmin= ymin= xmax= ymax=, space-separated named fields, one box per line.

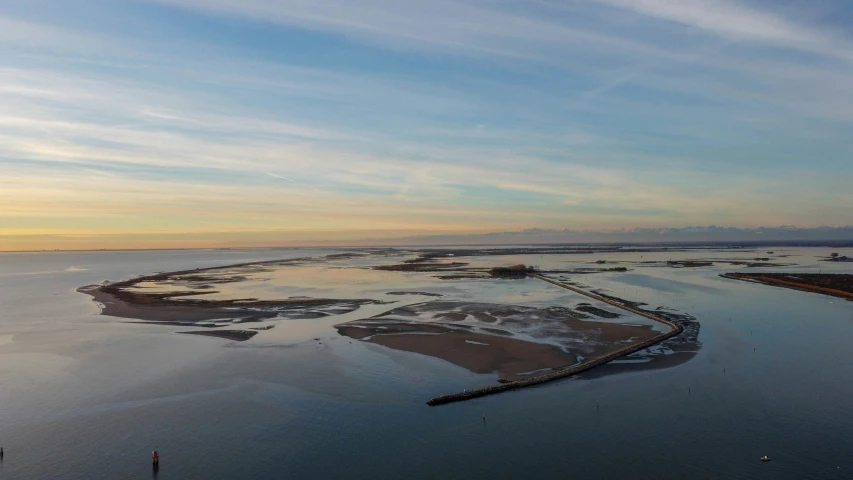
xmin=0 ymin=247 xmax=851 ymax=479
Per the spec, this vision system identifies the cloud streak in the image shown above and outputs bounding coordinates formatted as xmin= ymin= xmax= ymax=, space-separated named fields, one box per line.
xmin=593 ymin=0 xmax=853 ymax=62
xmin=0 ymin=0 xmax=851 ymax=249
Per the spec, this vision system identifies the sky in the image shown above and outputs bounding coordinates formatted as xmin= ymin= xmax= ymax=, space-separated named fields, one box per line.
xmin=1 ymin=0 xmax=852 ymax=250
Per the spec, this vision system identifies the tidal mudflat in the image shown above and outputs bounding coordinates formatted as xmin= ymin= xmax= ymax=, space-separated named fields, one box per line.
xmin=78 ymin=247 xmax=708 ymax=396
xmin=721 ymin=272 xmax=853 ymax=300
xmin=336 ymin=300 xmax=659 ymax=381
xmin=77 ymin=246 xmax=853 ymax=400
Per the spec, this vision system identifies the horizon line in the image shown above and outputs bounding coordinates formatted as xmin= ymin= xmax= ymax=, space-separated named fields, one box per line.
xmin=4 ymin=238 xmax=853 ymax=254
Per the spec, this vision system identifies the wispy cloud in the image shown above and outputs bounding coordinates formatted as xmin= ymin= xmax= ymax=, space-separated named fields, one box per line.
xmin=592 ymin=0 xmax=853 ymax=62
xmin=266 ymin=172 xmax=296 ymax=182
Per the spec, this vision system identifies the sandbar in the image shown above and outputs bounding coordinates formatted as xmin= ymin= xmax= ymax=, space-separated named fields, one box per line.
xmin=179 ymin=330 xmax=258 ymax=341
xmin=722 ymin=273 xmax=853 ymax=300
xmin=336 ymin=300 xmax=661 ymax=381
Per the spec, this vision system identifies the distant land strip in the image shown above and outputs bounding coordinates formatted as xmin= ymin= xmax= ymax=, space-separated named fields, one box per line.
xmin=426 ymin=274 xmax=682 ymax=406
xmin=720 ymin=273 xmax=853 ymax=301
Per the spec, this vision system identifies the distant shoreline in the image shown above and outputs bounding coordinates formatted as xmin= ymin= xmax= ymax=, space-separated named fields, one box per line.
xmin=721 ymin=273 xmax=853 ymax=301
xmin=5 ymin=238 xmax=853 ymax=253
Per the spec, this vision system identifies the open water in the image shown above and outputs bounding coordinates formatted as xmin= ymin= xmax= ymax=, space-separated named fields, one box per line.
xmin=0 ymin=247 xmax=851 ymax=479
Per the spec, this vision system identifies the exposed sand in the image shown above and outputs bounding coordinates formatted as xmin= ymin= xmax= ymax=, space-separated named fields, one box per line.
xmin=722 ymin=273 xmax=853 ymax=300
xmin=336 ymin=300 xmax=660 ymax=381
xmin=575 ymin=303 xmax=622 ymax=318
xmin=78 ymin=280 xmax=383 ymax=323
xmin=179 ymin=330 xmax=258 ymax=341
xmin=368 ymin=331 xmax=576 ymax=381
xmin=76 ymin=249 xmax=701 ymax=387
xmin=585 ymin=351 xmax=698 ymax=379
xmin=78 ymin=285 xmax=260 ymax=322
xmin=425 ymin=275 xmax=698 ymax=405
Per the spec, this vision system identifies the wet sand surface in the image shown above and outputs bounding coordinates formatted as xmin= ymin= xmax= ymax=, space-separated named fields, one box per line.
xmin=77 ymin=247 xmax=706 ymax=387
xmin=78 ymin=285 xmax=273 ymax=322
xmin=79 ymin=283 xmax=380 ymax=322
xmin=722 ymin=272 xmax=853 ymax=300
xmin=575 ymin=303 xmax=622 ymax=318
xmin=423 ymin=274 xmax=699 ymax=405
xmin=178 ymin=329 xmax=259 ymax=341
xmin=582 ymin=350 xmax=698 ymax=378
xmin=335 ymin=301 xmax=660 ymax=381
xmin=369 ymin=331 xmax=575 ymax=381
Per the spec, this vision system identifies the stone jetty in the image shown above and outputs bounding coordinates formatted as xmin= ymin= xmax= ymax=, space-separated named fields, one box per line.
xmin=426 ymin=275 xmax=683 ymax=406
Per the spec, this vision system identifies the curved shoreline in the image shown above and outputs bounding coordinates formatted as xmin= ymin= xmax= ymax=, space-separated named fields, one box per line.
xmin=76 ymin=252 xmax=691 ymax=386
xmin=76 ymin=255 xmax=387 ymax=324
xmin=426 ymin=274 xmax=683 ymax=406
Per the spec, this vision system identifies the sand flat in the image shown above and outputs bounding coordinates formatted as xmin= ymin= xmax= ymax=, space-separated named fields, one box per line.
xmin=336 ymin=300 xmax=661 ymax=380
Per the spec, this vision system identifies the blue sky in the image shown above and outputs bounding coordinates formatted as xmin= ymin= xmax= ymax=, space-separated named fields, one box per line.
xmin=1 ymin=0 xmax=851 ymax=249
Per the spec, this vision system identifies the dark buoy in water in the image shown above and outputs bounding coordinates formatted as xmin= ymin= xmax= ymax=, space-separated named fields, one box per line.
xmin=482 ymin=414 xmax=486 ymax=423
xmin=1 ymin=446 xmax=4 ymax=460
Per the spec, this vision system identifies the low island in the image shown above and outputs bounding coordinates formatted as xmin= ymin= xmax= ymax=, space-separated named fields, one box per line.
xmin=721 ymin=273 xmax=853 ymax=300
xmin=77 ymin=250 xmax=701 ymax=404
